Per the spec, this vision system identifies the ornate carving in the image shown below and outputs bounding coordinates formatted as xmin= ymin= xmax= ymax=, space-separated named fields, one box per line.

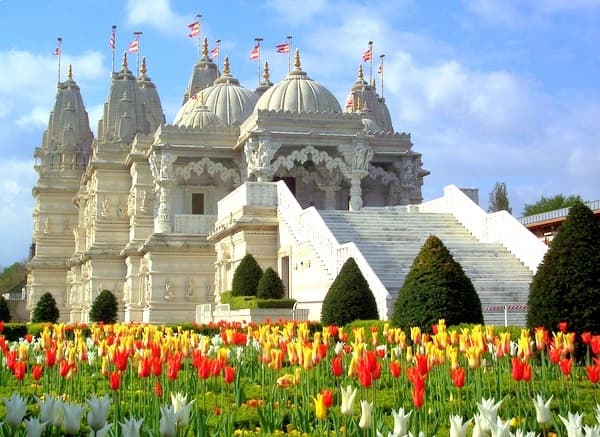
xmin=398 ymin=158 xmax=417 ymax=187
xmin=271 ymin=145 xmax=349 ymax=175
xmin=176 ymin=158 xmax=241 ymax=185
xmin=101 ymin=197 xmax=111 ymax=217
xmin=351 ymin=142 xmax=374 ymax=173
xmin=164 ymin=280 xmax=174 ymax=300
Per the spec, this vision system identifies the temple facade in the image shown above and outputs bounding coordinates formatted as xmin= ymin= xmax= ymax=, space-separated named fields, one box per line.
xmin=27 ymin=39 xmax=429 ymax=323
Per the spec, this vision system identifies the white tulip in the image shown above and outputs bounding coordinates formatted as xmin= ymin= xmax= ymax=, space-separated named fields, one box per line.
xmin=559 ymin=411 xmax=584 ymax=437
xmin=2 ymin=393 xmax=28 ymax=427
xmin=449 ymin=414 xmax=472 ymax=437
xmin=86 ymin=394 xmax=112 ymax=431
xmin=62 ymin=402 xmax=85 ymax=435
xmin=489 ymin=416 xmax=510 ymax=437
xmin=476 ymin=397 xmax=503 ymax=433
xmin=533 ymin=394 xmax=553 ymax=425
xmin=359 ymin=400 xmax=373 ymax=430
xmin=392 ymin=407 xmax=412 ymax=436
xmin=24 ymin=417 xmax=47 ymax=437
xmin=584 ymin=424 xmax=600 ymax=437
xmin=340 ymin=385 xmax=358 ymax=416
xmin=120 ymin=417 xmax=144 ymax=437
xmin=159 ymin=405 xmax=177 ymax=437
xmin=170 ymin=392 xmax=195 ymax=427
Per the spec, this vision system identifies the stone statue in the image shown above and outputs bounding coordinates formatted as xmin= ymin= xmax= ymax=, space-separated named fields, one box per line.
xmin=164 ymin=280 xmax=174 ymax=300
xmin=352 ymin=143 xmax=373 ymax=173
xmin=101 ymin=197 xmax=111 ymax=217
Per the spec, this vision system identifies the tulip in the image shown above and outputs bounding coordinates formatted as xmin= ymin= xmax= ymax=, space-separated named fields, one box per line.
xmin=223 ymin=366 xmax=236 ymax=384
xmin=109 ymin=371 xmax=121 ymax=390
xmin=533 ymin=394 xmax=553 ymax=426
xmin=488 ymin=416 xmax=510 ymax=437
xmin=340 ymin=385 xmax=357 ymax=416
xmin=159 ymin=405 xmax=177 ymax=437
xmin=94 ymin=423 xmax=112 ymax=437
xmin=359 ymin=400 xmax=373 ymax=430
xmin=86 ymin=394 xmax=112 ymax=431
xmin=476 ymin=397 xmax=503 ymax=433
xmin=171 ymin=392 xmax=195 ymax=427
xmin=120 ymin=417 xmax=144 ymax=437
xmin=559 ymin=411 xmax=584 ymax=437
xmin=13 ymin=361 xmax=27 ymax=380
xmin=3 ymin=393 xmax=28 ymax=427
xmin=62 ymin=402 xmax=84 ymax=435
xmin=450 ymin=367 xmax=466 ymax=388
xmin=472 ymin=414 xmax=485 ymax=437
xmin=389 ymin=359 xmax=401 ymax=378
xmin=392 ymin=408 xmax=412 ymax=436
xmin=449 ymin=415 xmax=472 ymax=437
xmin=583 ymin=425 xmax=600 ymax=437
xmin=32 ymin=364 xmax=43 ymax=380
xmin=24 ymin=417 xmax=47 ymax=437
xmin=36 ymin=393 xmax=64 ymax=426
xmin=154 ymin=381 xmax=163 ymax=398
xmin=411 ymin=385 xmax=425 ymax=408
xmin=586 ymin=364 xmax=600 ymax=384
xmin=321 ymin=389 xmax=334 ymax=408
xmin=560 ymin=358 xmax=573 ymax=376
xmin=313 ymin=393 xmax=327 ymax=420
xmin=331 ymin=355 xmax=343 ymax=377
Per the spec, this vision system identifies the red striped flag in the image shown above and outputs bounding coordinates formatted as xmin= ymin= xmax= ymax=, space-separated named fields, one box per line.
xmin=52 ymin=47 xmax=61 ymax=56
xmin=129 ymin=39 xmax=139 ymax=53
xmin=188 ymin=21 xmax=200 ymax=38
xmin=345 ymin=96 xmax=353 ymax=110
xmin=249 ymin=44 xmax=260 ymax=60
xmin=377 ymin=60 xmax=383 ymax=74
xmin=109 ymin=27 xmax=116 ymax=50
xmin=275 ymin=42 xmax=289 ymax=54
xmin=362 ymin=47 xmax=372 ymax=62
xmin=210 ymin=46 xmax=219 ymax=58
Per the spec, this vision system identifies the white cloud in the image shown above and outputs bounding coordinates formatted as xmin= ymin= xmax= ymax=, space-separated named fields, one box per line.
xmin=126 ymin=0 xmax=189 ymax=36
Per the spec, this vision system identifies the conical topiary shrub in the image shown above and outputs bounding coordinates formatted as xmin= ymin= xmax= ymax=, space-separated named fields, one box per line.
xmin=231 ymin=254 xmax=263 ymax=297
xmin=257 ymin=267 xmax=285 ymax=299
xmin=0 ymin=295 xmax=11 ymax=322
xmin=32 ymin=292 xmax=60 ymax=323
xmin=527 ymin=201 xmax=600 ymax=344
xmin=321 ymin=257 xmax=379 ymax=325
xmin=89 ymin=289 xmax=119 ymax=324
xmin=392 ymin=235 xmax=483 ymax=331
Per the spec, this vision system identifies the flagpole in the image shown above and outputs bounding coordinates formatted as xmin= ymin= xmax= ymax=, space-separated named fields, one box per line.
xmin=196 ymin=14 xmax=202 ymax=62
xmin=134 ymin=31 xmax=142 ymax=76
xmin=368 ymin=40 xmax=373 ymax=87
xmin=215 ymin=39 xmax=221 ymax=72
xmin=379 ymin=54 xmax=385 ymax=98
xmin=287 ymin=35 xmax=293 ymax=73
xmin=111 ymin=25 xmax=117 ymax=74
xmin=56 ymin=37 xmax=62 ymax=84
xmin=255 ymin=37 xmax=263 ymax=87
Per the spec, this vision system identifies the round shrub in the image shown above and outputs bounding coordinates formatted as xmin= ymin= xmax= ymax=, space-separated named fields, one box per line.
xmin=0 ymin=295 xmax=11 ymax=322
xmin=231 ymin=254 xmax=263 ymax=297
xmin=32 ymin=292 xmax=59 ymax=323
xmin=393 ymin=235 xmax=483 ymax=331
xmin=89 ymin=289 xmax=118 ymax=324
xmin=527 ymin=201 xmax=600 ymax=350
xmin=257 ymin=267 xmax=285 ymax=299
xmin=321 ymin=257 xmax=379 ymax=325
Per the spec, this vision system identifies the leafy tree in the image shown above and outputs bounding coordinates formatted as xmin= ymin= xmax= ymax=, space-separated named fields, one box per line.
xmin=0 ymin=262 xmax=28 ymax=293
xmin=527 ymin=201 xmax=600 ymax=355
xmin=32 ymin=292 xmax=59 ymax=323
xmin=89 ymin=289 xmax=118 ymax=324
xmin=523 ymin=194 xmax=583 ymax=216
xmin=321 ymin=257 xmax=379 ymax=325
xmin=0 ymin=295 xmax=11 ymax=322
xmin=257 ymin=267 xmax=285 ymax=299
xmin=393 ymin=235 xmax=483 ymax=331
xmin=231 ymin=254 xmax=263 ymax=297
xmin=488 ymin=182 xmax=512 ymax=214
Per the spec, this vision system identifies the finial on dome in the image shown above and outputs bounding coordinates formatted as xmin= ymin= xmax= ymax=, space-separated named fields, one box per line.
xmin=358 ymin=64 xmax=364 ymax=81
xmin=121 ymin=52 xmax=128 ymax=70
xmin=140 ymin=57 xmax=147 ymax=75
xmin=294 ymin=48 xmax=301 ymax=69
xmin=223 ymin=56 xmax=230 ymax=75
xmin=263 ymin=61 xmax=270 ymax=81
xmin=67 ymin=64 xmax=73 ymax=80
xmin=356 ymin=96 xmax=362 ymax=111
xmin=199 ymin=91 xmax=205 ymax=105
xmin=202 ymin=37 xmax=208 ymax=57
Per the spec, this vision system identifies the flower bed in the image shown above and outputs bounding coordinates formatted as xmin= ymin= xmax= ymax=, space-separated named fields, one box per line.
xmin=0 ymin=320 xmax=599 ymax=436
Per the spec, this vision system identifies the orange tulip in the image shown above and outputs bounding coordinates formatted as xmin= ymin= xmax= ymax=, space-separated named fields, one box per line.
xmin=450 ymin=366 xmax=465 ymax=389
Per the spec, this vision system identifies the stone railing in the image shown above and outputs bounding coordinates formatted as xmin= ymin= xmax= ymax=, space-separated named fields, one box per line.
xmin=216 ymin=182 xmax=278 ymax=221
xmin=174 ymin=214 xmax=217 ymax=234
xmin=418 ymin=185 xmax=547 ymax=272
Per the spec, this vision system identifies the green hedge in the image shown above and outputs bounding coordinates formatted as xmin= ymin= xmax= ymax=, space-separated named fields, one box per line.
xmin=2 ymin=323 xmax=28 ymax=341
xmin=220 ymin=291 xmax=296 ymax=310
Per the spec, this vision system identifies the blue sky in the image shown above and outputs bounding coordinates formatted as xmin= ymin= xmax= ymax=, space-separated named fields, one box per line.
xmin=0 ymin=0 xmax=599 ymax=267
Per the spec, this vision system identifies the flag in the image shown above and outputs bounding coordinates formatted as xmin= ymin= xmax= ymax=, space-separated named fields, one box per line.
xmin=249 ymin=44 xmax=260 ymax=60
xmin=52 ymin=47 xmax=61 ymax=56
xmin=210 ymin=46 xmax=219 ymax=58
xmin=275 ymin=42 xmax=289 ymax=54
xmin=109 ymin=29 xmax=116 ymax=50
xmin=362 ymin=47 xmax=372 ymax=62
xmin=345 ymin=96 xmax=353 ymax=110
xmin=129 ymin=39 xmax=139 ymax=53
xmin=188 ymin=21 xmax=200 ymax=38
xmin=378 ymin=60 xmax=383 ymax=74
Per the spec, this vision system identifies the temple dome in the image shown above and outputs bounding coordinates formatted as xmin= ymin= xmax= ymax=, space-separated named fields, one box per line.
xmin=255 ymin=49 xmax=341 ymax=113
xmin=174 ymin=57 xmax=257 ymax=127
xmin=181 ymin=37 xmax=220 ymax=104
xmin=179 ymin=103 xmax=226 ymax=129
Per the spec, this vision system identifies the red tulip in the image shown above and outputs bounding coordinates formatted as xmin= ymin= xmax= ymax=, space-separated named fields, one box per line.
xmin=153 ymin=380 xmax=163 ymax=397
xmin=558 ymin=322 xmax=568 ymax=333
xmin=548 ymin=346 xmax=562 ymax=364
xmin=416 ymin=353 xmax=429 ymax=376
xmin=109 ymin=371 xmax=121 ymax=390
xmin=223 ymin=366 xmax=236 ymax=384
xmin=138 ymin=357 xmax=151 ymax=378
xmin=559 ymin=358 xmax=572 ymax=376
xmin=591 ymin=335 xmax=600 ymax=355
xmin=586 ymin=364 xmax=600 ymax=384
xmin=32 ymin=364 xmax=43 ymax=381
xmin=151 ymin=357 xmax=162 ymax=377
xmin=358 ymin=367 xmax=372 ymax=388
xmin=411 ymin=386 xmax=425 ymax=408
xmin=59 ymin=359 xmax=73 ymax=377
xmin=522 ymin=362 xmax=532 ymax=382
xmin=13 ymin=361 xmax=26 ymax=380
xmin=511 ymin=358 xmax=525 ymax=381
xmin=321 ymin=389 xmax=334 ymax=408
xmin=331 ymin=355 xmax=343 ymax=377
xmin=450 ymin=367 xmax=465 ymax=389
xmin=389 ymin=359 xmax=401 ymax=378
xmin=113 ymin=348 xmax=129 ymax=371
xmin=581 ymin=331 xmax=592 ymax=345
xmin=45 ymin=344 xmax=57 ymax=367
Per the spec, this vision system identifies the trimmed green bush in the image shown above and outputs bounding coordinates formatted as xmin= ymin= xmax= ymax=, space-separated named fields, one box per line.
xmin=32 ymin=292 xmax=60 ymax=323
xmin=231 ymin=254 xmax=263 ymax=297
xmin=220 ymin=291 xmax=295 ymax=310
xmin=321 ymin=257 xmax=379 ymax=325
xmin=257 ymin=267 xmax=285 ymax=299
xmin=0 ymin=295 xmax=10 ymax=322
xmin=2 ymin=323 xmax=27 ymax=341
xmin=392 ymin=235 xmax=483 ymax=331
xmin=527 ymin=201 xmax=600 ymax=344
xmin=89 ymin=289 xmax=118 ymax=324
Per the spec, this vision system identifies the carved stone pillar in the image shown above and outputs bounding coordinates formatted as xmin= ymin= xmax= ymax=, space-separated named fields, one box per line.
xmin=149 ymin=148 xmax=177 ymax=233
xmin=346 ymin=142 xmax=373 ymax=211
xmin=244 ymin=137 xmax=277 ymax=182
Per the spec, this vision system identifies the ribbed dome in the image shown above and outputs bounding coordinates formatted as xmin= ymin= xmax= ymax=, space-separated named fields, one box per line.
xmin=256 ymin=50 xmax=341 ymax=113
xmin=179 ymin=104 xmax=226 ymax=129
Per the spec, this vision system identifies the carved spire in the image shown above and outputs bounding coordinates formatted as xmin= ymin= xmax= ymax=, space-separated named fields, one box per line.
xmin=121 ymin=52 xmax=128 ymax=70
xmin=358 ymin=64 xmax=364 ymax=81
xmin=263 ymin=61 xmax=270 ymax=82
xmin=140 ymin=56 xmax=147 ymax=75
xmin=67 ymin=64 xmax=73 ymax=80
xmin=202 ymin=37 xmax=208 ymax=57
xmin=294 ymin=48 xmax=301 ymax=69
xmin=223 ymin=56 xmax=230 ymax=76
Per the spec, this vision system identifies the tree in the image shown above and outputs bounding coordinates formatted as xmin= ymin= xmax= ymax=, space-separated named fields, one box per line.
xmin=0 ymin=262 xmax=28 ymax=293
xmin=321 ymin=257 xmax=379 ymax=325
xmin=527 ymin=201 xmax=600 ymax=354
xmin=487 ymin=182 xmax=512 ymax=214
xmin=257 ymin=267 xmax=285 ymax=299
xmin=89 ymin=289 xmax=118 ymax=324
xmin=522 ymin=194 xmax=583 ymax=216
xmin=32 ymin=292 xmax=59 ymax=323
xmin=393 ymin=235 xmax=483 ymax=331
xmin=231 ymin=254 xmax=263 ymax=297
xmin=0 ymin=295 xmax=11 ymax=322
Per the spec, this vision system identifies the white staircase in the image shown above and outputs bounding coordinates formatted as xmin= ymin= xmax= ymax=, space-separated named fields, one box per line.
xmin=318 ymin=209 xmax=533 ymax=326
